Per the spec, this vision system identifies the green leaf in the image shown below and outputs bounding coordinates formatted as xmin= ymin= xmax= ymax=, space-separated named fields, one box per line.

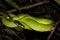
xmin=34 ymin=0 xmax=42 ymax=2
xmin=0 ymin=35 xmax=4 ymax=37
xmin=5 ymin=36 xmax=12 ymax=40
xmin=0 ymin=4 xmax=6 ymax=9
xmin=5 ymin=0 xmax=19 ymax=9
xmin=4 ymin=28 xmax=22 ymax=40
xmin=57 ymin=28 xmax=60 ymax=31
xmin=30 ymin=0 xmax=32 ymax=3
xmin=4 ymin=28 xmax=17 ymax=36
xmin=55 ymin=0 xmax=60 ymax=5
xmin=17 ymin=0 xmax=26 ymax=3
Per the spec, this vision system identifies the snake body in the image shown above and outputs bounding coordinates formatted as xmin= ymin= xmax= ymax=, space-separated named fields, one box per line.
xmin=1 ymin=13 xmax=54 ymax=32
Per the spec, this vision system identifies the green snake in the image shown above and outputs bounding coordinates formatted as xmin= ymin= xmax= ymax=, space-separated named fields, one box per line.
xmin=55 ymin=0 xmax=60 ymax=5
xmin=1 ymin=13 xmax=54 ymax=32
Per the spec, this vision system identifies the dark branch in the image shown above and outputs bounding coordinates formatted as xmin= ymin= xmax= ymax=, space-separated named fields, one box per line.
xmin=0 ymin=1 xmax=49 ymax=15
xmin=47 ymin=18 xmax=60 ymax=40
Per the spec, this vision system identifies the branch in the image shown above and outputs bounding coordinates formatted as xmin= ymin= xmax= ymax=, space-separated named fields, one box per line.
xmin=0 ymin=1 xmax=49 ymax=15
xmin=0 ymin=10 xmax=57 ymax=19
xmin=47 ymin=18 xmax=60 ymax=40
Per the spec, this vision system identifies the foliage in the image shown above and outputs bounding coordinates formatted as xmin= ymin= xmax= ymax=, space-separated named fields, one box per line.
xmin=0 ymin=0 xmax=60 ymax=40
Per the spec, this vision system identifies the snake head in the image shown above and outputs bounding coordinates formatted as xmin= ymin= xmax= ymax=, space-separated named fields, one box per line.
xmin=1 ymin=13 xmax=18 ymax=27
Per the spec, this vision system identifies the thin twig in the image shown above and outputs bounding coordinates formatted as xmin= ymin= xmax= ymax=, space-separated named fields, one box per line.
xmin=55 ymin=32 xmax=60 ymax=36
xmin=28 ymin=10 xmax=57 ymax=14
xmin=0 ymin=12 xmax=3 ymax=15
xmin=28 ymin=11 xmax=43 ymax=13
xmin=18 ymin=1 xmax=49 ymax=10
xmin=0 ymin=1 xmax=49 ymax=14
xmin=0 ymin=16 xmax=2 ymax=18
xmin=47 ymin=18 xmax=60 ymax=40
xmin=0 ymin=23 xmax=1 ymax=27
xmin=0 ymin=10 xmax=57 ymax=19
xmin=44 ymin=0 xmax=49 ymax=1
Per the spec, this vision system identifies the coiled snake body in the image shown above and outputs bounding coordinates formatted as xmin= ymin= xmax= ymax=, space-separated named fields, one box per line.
xmin=1 ymin=13 xmax=54 ymax=32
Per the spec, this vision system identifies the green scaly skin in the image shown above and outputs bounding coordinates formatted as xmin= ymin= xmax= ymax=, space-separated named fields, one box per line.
xmin=16 ymin=14 xmax=54 ymax=32
xmin=2 ymin=13 xmax=54 ymax=32
xmin=2 ymin=13 xmax=17 ymax=27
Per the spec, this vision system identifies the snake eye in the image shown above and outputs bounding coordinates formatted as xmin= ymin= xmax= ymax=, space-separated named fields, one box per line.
xmin=6 ymin=16 xmax=12 ymax=21
xmin=6 ymin=17 xmax=10 ymax=19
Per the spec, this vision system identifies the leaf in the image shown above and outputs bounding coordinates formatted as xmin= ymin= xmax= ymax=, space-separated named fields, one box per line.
xmin=30 ymin=0 xmax=33 ymax=3
xmin=55 ymin=0 xmax=60 ymax=5
xmin=57 ymin=28 xmax=60 ymax=31
xmin=17 ymin=0 xmax=26 ymax=3
xmin=4 ymin=28 xmax=17 ymax=36
xmin=5 ymin=0 xmax=19 ymax=9
xmin=0 ymin=35 xmax=4 ymax=37
xmin=34 ymin=0 xmax=42 ymax=2
xmin=0 ymin=4 xmax=6 ymax=9
xmin=4 ymin=28 xmax=22 ymax=40
xmin=5 ymin=36 xmax=12 ymax=40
